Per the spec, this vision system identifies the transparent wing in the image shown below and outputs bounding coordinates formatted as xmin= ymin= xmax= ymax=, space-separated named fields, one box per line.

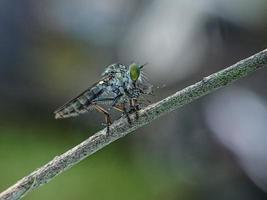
xmin=54 ymin=81 xmax=104 ymax=119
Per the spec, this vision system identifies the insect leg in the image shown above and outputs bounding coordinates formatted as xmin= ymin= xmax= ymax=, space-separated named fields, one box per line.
xmin=94 ymin=104 xmax=112 ymax=134
xmin=111 ymin=94 xmax=132 ymax=124
xmin=110 ymin=103 xmax=131 ymax=124
xmin=129 ymin=99 xmax=134 ymax=113
xmin=112 ymin=104 xmax=124 ymax=112
xmin=130 ymin=99 xmax=140 ymax=120
xmin=122 ymin=103 xmax=132 ymax=124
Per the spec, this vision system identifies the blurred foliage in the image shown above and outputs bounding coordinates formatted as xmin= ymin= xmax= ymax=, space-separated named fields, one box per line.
xmin=0 ymin=125 xmax=194 ymax=200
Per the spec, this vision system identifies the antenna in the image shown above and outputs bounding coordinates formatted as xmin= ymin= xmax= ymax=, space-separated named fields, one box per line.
xmin=139 ymin=62 xmax=148 ymax=69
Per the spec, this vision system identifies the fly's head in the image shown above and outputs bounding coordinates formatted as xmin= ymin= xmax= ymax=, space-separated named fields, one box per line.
xmin=129 ymin=63 xmax=141 ymax=82
xmin=128 ymin=63 xmax=152 ymax=95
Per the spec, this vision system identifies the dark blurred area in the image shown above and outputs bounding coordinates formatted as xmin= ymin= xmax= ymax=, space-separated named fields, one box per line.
xmin=1 ymin=0 xmax=267 ymax=199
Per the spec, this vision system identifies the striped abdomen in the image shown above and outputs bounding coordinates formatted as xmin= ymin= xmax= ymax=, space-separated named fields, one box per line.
xmin=54 ymin=84 xmax=103 ymax=119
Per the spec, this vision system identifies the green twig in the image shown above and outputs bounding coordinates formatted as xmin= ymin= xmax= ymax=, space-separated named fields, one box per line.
xmin=1 ymin=49 xmax=267 ymax=200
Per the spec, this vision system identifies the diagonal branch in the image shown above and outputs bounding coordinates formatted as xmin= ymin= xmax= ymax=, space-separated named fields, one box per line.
xmin=1 ymin=49 xmax=267 ymax=200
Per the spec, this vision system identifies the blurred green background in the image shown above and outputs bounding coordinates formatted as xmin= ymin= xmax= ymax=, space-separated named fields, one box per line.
xmin=1 ymin=0 xmax=267 ymax=199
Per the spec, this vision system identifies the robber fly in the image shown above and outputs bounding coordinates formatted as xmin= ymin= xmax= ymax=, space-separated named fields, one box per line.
xmin=54 ymin=63 xmax=152 ymax=133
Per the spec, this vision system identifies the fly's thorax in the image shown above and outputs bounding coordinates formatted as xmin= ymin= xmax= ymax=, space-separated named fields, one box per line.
xmin=102 ymin=63 xmax=128 ymax=78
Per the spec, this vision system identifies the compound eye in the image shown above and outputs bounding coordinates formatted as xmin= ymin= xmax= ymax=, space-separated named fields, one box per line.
xmin=129 ymin=63 xmax=140 ymax=81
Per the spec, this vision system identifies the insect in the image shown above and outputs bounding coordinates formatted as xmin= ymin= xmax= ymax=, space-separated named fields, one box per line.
xmin=54 ymin=63 xmax=153 ymax=133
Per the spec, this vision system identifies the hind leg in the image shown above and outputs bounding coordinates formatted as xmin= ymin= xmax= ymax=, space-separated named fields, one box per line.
xmin=94 ymin=104 xmax=112 ymax=134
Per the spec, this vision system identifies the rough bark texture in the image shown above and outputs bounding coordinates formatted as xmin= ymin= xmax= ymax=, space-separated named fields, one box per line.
xmin=1 ymin=49 xmax=267 ymax=200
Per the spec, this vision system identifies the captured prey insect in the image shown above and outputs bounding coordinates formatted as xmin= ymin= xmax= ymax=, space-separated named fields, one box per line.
xmin=54 ymin=63 xmax=153 ymax=133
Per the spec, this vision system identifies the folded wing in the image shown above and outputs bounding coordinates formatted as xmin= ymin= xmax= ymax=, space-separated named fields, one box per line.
xmin=54 ymin=82 xmax=104 ymax=119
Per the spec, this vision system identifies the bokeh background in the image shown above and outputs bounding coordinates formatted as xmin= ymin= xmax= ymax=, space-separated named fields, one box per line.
xmin=1 ymin=0 xmax=267 ymax=199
